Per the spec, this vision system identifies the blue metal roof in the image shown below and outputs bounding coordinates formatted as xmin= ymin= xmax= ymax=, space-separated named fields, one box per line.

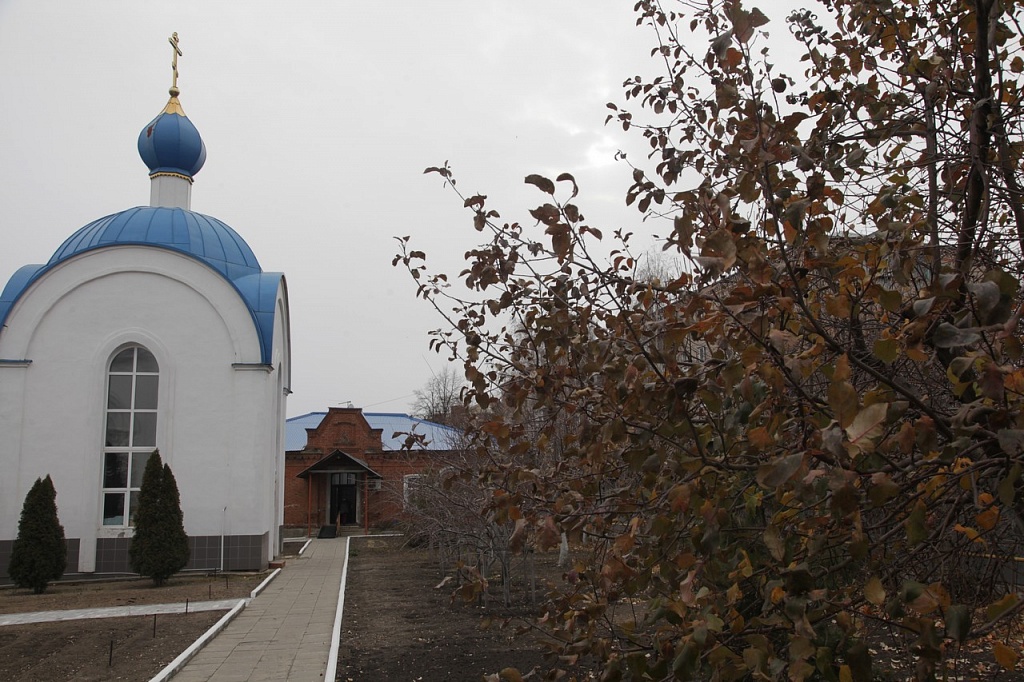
xmin=286 ymin=412 xmax=329 ymax=450
xmin=0 ymin=207 xmax=282 ymax=364
xmin=0 ymin=264 xmax=47 ymax=327
xmin=286 ymin=412 xmax=462 ymax=452
xmin=50 ymin=207 xmax=261 ymax=278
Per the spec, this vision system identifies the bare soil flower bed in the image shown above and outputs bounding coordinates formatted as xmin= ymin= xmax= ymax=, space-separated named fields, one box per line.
xmin=338 ymin=536 xmax=578 ymax=681
xmin=0 ymin=541 xmax=560 ymax=682
xmin=0 ymin=573 xmax=262 ymax=681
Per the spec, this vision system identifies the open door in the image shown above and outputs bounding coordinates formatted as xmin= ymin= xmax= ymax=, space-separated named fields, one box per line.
xmin=329 ymin=472 xmax=358 ymax=525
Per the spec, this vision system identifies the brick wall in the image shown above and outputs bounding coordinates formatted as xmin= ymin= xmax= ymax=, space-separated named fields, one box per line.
xmin=362 ymin=451 xmax=435 ymax=526
xmin=283 ymin=408 xmax=448 ymax=531
xmin=283 ymin=452 xmax=327 ymax=528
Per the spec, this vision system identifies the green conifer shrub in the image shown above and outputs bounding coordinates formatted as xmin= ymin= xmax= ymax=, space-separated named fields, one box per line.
xmin=8 ymin=475 xmax=67 ymax=594
xmin=129 ymin=450 xmax=189 ymax=586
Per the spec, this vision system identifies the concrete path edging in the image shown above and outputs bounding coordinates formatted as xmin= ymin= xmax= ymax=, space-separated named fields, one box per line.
xmin=323 ymin=535 xmax=351 ymax=679
xmin=149 ymin=598 xmax=247 ymax=682
xmin=148 ymin=567 xmax=281 ymax=682
xmin=249 ymin=568 xmax=281 ymax=600
xmin=0 ymin=599 xmax=241 ymax=626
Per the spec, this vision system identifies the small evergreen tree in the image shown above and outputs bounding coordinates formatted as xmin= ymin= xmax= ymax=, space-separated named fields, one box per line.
xmin=129 ymin=450 xmax=189 ymax=586
xmin=8 ymin=475 xmax=67 ymax=594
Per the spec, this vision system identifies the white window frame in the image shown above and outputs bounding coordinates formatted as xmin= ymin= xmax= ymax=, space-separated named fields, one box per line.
xmin=403 ymin=474 xmax=423 ymax=509
xmin=101 ymin=346 xmax=159 ymax=527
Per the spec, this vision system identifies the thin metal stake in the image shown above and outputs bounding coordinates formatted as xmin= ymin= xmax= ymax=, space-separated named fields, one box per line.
xmin=108 ymin=639 xmax=114 ymax=666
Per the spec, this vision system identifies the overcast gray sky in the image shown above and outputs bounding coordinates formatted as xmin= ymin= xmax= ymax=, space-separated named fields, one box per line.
xmin=0 ymin=2 xmax=798 ymax=417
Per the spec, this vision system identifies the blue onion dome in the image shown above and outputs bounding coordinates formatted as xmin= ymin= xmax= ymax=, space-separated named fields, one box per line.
xmin=137 ymin=89 xmax=207 ymax=179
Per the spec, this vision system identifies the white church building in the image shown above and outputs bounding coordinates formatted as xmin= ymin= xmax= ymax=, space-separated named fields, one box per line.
xmin=0 ymin=41 xmax=291 ymax=576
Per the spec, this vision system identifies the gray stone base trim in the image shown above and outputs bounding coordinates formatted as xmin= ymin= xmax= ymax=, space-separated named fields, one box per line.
xmin=186 ymin=534 xmax=268 ymax=572
xmin=1 ymin=534 xmax=265 ymax=581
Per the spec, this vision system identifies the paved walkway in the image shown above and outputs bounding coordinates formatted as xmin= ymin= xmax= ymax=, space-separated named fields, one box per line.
xmin=172 ymin=537 xmax=349 ymax=682
xmin=0 ymin=537 xmax=350 ymax=681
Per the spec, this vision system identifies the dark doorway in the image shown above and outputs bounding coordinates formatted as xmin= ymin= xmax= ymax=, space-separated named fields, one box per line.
xmin=330 ymin=473 xmax=358 ymax=525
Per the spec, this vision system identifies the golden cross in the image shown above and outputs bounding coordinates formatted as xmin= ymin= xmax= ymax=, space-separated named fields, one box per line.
xmin=168 ymin=32 xmax=182 ymax=94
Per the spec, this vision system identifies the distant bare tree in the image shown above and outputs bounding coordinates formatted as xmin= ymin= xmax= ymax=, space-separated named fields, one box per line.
xmin=634 ymin=247 xmax=686 ymax=287
xmin=411 ymin=364 xmax=465 ymax=425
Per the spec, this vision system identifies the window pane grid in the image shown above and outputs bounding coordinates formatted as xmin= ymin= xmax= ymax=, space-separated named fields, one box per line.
xmin=102 ymin=347 xmax=158 ymax=527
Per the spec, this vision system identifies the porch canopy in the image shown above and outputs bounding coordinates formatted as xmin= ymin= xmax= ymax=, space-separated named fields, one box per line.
xmin=296 ymin=449 xmax=383 ymax=479
xmin=297 ymin=450 xmax=383 ymax=536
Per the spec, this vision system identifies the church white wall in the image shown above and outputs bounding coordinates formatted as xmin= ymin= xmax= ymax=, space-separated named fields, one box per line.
xmin=0 ymin=246 xmax=286 ymax=572
xmin=270 ymin=282 xmax=291 ymax=561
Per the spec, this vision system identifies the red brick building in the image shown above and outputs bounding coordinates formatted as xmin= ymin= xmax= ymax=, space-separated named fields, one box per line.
xmin=284 ymin=408 xmax=460 ymax=535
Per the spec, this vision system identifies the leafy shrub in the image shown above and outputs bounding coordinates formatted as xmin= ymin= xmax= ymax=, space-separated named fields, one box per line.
xmin=129 ymin=450 xmax=189 ymax=586
xmin=9 ymin=475 xmax=67 ymax=594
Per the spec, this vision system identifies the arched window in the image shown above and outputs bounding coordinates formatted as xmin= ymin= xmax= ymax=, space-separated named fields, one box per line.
xmin=101 ymin=346 xmax=159 ymax=526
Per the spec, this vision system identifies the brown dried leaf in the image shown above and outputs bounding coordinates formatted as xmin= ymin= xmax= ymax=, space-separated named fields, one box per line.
xmin=993 ymin=642 xmax=1020 ymax=669
xmin=864 ymin=576 xmax=886 ymax=606
xmin=537 ymin=515 xmax=560 ymax=551
xmin=756 ymin=452 xmax=803 ymax=488
xmin=524 ymin=174 xmax=555 ymax=194
xmin=845 ymin=403 xmax=887 ymax=451
xmin=828 ymin=380 xmax=859 ymax=429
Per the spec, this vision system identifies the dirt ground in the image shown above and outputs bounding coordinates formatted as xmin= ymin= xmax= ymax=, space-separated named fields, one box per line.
xmin=338 ymin=536 xmax=579 ymax=682
xmin=1 ymin=542 xmax=1020 ymax=682
xmin=0 ymin=572 xmax=263 ymax=681
xmin=336 ymin=537 xmax=1024 ymax=681
xmin=0 ymin=539 xmax=572 ymax=682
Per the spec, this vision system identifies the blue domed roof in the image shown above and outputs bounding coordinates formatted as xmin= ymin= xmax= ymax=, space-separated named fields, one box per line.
xmin=137 ymin=99 xmax=207 ymax=178
xmin=51 ymin=207 xmax=260 ymax=279
xmin=1 ymin=207 xmax=283 ymax=364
